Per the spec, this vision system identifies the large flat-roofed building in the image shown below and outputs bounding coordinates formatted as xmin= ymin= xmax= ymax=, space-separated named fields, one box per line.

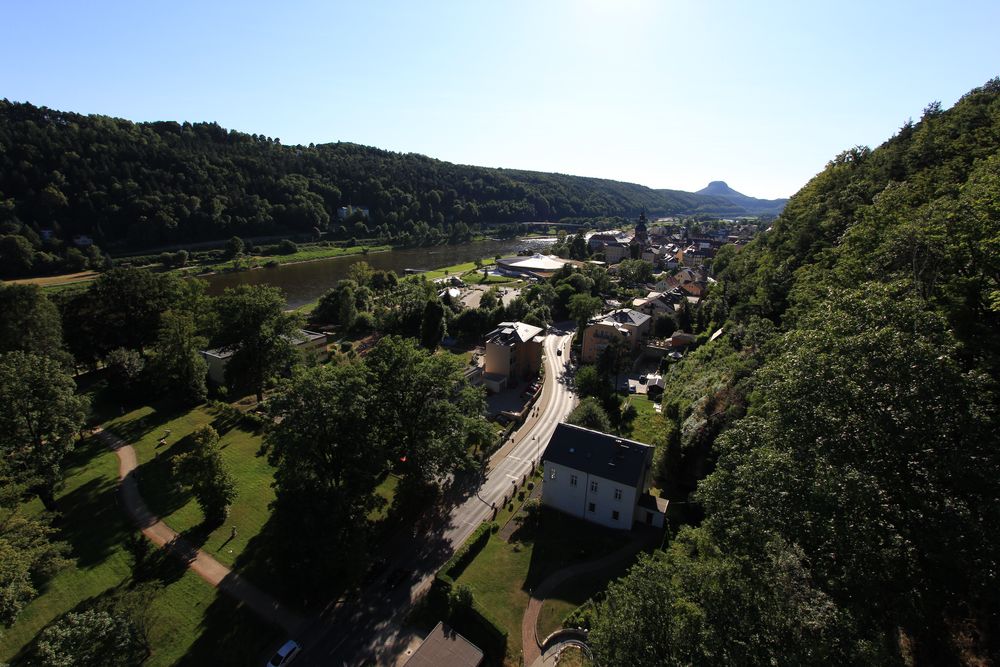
xmin=580 ymin=309 xmax=651 ymax=363
xmin=541 ymin=423 xmax=666 ymax=529
xmin=495 ymin=253 xmax=573 ymax=279
xmin=483 ymin=321 xmax=544 ymax=392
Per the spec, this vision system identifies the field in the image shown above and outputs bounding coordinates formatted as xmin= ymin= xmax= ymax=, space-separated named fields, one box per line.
xmin=622 ymin=394 xmax=665 ymax=445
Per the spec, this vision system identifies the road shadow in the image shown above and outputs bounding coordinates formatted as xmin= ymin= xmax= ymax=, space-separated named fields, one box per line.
xmin=175 ymin=586 xmax=283 ymax=667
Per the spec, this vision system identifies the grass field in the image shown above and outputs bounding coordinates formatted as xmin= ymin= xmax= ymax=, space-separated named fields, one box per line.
xmin=454 ymin=506 xmax=624 ymax=663
xmin=0 ymin=418 xmax=282 ymax=666
xmin=622 ymin=394 xmax=665 ymax=445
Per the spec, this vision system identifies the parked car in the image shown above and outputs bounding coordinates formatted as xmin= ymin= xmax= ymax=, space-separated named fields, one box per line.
xmin=266 ymin=640 xmax=301 ymax=667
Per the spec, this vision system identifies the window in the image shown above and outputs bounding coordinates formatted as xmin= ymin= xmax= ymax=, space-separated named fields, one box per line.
xmin=612 ymin=510 xmax=620 ymax=521
xmin=570 ymin=474 xmax=578 ymax=487
xmin=590 ymin=480 xmax=598 ymax=493
xmin=549 ymin=468 xmax=556 ymax=480
xmin=614 ymin=488 xmax=623 ymax=500
xmin=588 ymin=502 xmax=596 ymax=513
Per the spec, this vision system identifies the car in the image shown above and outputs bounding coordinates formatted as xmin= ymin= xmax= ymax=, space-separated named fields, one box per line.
xmin=266 ymin=640 xmax=301 ymax=666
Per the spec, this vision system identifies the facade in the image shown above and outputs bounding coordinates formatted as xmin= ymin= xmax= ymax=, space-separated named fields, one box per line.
xmin=541 ymin=423 xmax=665 ymax=529
xmin=483 ymin=321 xmax=544 ymax=392
xmin=201 ymin=329 xmax=328 ymax=385
xmin=581 ymin=309 xmax=652 ymax=363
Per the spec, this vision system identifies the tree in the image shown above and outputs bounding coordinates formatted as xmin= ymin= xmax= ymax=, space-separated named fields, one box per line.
xmin=0 ymin=352 xmax=88 ymax=510
xmin=574 ymin=365 xmax=607 ymax=400
xmin=698 ymin=285 xmax=1000 ymax=658
xmin=225 ymin=235 xmax=245 ymax=259
xmin=590 ymin=529 xmax=862 ymax=667
xmin=171 ymin=426 xmax=236 ymax=524
xmin=568 ymin=293 xmax=602 ymax=340
xmin=147 ymin=311 xmax=208 ymax=403
xmin=566 ymin=397 xmax=612 ymax=433
xmin=84 ymin=267 xmax=185 ymax=356
xmin=214 ymin=285 xmax=301 ymax=401
xmin=30 ymin=587 xmax=153 ymax=667
xmin=347 ymin=260 xmax=374 ymax=287
xmin=264 ymin=363 xmax=384 ymax=591
xmin=338 ymin=284 xmax=358 ymax=330
xmin=617 ymin=259 xmax=654 ymax=286
xmin=420 ymin=298 xmax=445 ymax=349
xmin=0 ymin=283 xmax=67 ymax=362
xmin=0 ymin=234 xmax=35 ymax=277
xmin=478 ymin=287 xmax=499 ymax=311
xmin=104 ymin=347 xmax=146 ymax=399
xmin=0 ymin=467 xmax=69 ymax=627
xmin=364 ymin=337 xmax=490 ymax=490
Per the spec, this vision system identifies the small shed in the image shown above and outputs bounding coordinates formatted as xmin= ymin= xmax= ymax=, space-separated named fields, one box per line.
xmin=403 ymin=621 xmax=484 ymax=667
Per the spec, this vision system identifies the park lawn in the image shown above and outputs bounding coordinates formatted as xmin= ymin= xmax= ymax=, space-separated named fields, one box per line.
xmin=420 ymin=260 xmax=480 ymax=281
xmin=369 ymin=474 xmax=400 ymax=521
xmin=623 ymin=394 xmax=666 ymax=446
xmin=104 ymin=402 xmax=275 ymax=569
xmin=454 ymin=506 xmax=624 ymax=664
xmin=0 ymin=429 xmax=280 ymax=666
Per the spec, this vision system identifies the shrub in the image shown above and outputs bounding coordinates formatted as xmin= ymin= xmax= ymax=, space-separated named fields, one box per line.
xmin=277 ymin=239 xmax=298 ymax=254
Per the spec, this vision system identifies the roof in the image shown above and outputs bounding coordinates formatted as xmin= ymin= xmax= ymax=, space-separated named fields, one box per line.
xmin=597 ymin=309 xmax=651 ymax=327
xmin=496 ymin=253 xmax=568 ymax=272
xmin=542 ymin=423 xmax=653 ymax=487
xmin=404 ymin=622 xmax=484 ymax=667
xmin=487 ymin=321 xmax=544 ymax=346
xmin=637 ymin=493 xmax=669 ymax=514
xmin=202 ymin=329 xmax=325 ymax=359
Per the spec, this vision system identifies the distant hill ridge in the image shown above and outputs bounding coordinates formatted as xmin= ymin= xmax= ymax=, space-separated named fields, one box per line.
xmin=0 ymin=100 xmax=785 ymax=252
xmin=694 ymin=180 xmax=787 ymax=214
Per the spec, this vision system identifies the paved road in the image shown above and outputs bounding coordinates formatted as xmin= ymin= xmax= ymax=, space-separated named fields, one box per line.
xmin=294 ymin=326 xmax=578 ymax=666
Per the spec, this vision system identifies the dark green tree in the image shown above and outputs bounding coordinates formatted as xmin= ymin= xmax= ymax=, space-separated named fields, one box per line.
xmin=147 ymin=311 xmax=208 ymax=403
xmin=214 ymin=285 xmax=301 ymax=401
xmin=0 ymin=352 xmax=88 ymax=510
xmin=171 ymin=426 xmax=236 ymax=524
xmin=566 ymin=397 xmax=612 ymax=433
xmin=419 ymin=298 xmax=446 ymax=349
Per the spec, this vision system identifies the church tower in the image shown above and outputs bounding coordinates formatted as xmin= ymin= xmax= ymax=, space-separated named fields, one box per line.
xmin=634 ymin=211 xmax=649 ymax=246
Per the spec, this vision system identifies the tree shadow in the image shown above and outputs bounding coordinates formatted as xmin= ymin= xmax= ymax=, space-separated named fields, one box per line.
xmin=131 ymin=438 xmax=194 ymax=524
xmin=53 ymin=473 xmax=130 ymax=570
xmin=109 ymin=400 xmax=190 ymax=444
xmin=510 ymin=506 xmax=625 ymax=592
xmin=175 ymin=591 xmax=283 ymax=667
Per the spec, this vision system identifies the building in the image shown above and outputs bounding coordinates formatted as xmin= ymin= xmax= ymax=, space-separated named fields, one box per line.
xmin=403 ymin=621 xmax=484 ymax=667
xmin=541 ymin=423 xmax=666 ymax=529
xmin=201 ymin=329 xmax=328 ymax=385
xmin=581 ymin=309 xmax=652 ymax=363
xmin=494 ymin=254 xmax=573 ymax=279
xmin=483 ymin=321 xmax=544 ymax=392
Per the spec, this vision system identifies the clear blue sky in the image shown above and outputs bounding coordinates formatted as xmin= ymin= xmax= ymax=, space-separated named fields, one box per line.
xmin=3 ymin=0 xmax=998 ymax=199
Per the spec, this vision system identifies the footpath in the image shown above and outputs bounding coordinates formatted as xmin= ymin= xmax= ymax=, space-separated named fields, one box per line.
xmin=521 ymin=531 xmax=654 ymax=666
xmin=96 ymin=427 xmax=302 ymax=635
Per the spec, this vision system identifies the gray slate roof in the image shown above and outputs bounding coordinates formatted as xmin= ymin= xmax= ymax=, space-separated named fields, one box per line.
xmin=542 ymin=423 xmax=652 ymax=487
xmin=600 ymin=309 xmax=651 ymax=327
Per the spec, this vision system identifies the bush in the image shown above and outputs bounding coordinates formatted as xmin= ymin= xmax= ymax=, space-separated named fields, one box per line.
xmin=442 ymin=522 xmax=495 ymax=583
xmin=277 ymin=239 xmax=298 ymax=254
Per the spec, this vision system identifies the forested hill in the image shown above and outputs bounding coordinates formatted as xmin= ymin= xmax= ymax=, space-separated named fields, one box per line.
xmin=589 ymin=78 xmax=1000 ymax=665
xmin=0 ymin=100 xmax=771 ymax=255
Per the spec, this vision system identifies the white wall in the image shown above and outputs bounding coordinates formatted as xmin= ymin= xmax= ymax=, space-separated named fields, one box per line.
xmin=541 ymin=463 xmax=642 ymax=530
xmin=541 ymin=461 xmax=588 ymax=519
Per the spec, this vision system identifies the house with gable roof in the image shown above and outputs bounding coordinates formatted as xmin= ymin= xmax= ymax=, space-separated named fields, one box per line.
xmin=541 ymin=423 xmax=667 ymax=529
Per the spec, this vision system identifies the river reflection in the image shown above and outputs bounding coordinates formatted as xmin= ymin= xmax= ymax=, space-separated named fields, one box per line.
xmin=201 ymin=238 xmax=553 ymax=308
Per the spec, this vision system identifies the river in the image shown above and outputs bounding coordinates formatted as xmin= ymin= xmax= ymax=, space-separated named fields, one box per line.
xmin=201 ymin=238 xmax=555 ymax=308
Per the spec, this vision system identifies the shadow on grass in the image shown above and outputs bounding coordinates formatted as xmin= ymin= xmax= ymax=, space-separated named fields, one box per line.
xmin=175 ymin=592 xmax=283 ymax=667
xmin=509 ymin=506 xmax=624 ymax=591
xmin=132 ymin=441 xmax=194 ymax=526
xmin=110 ymin=401 xmax=191 ymax=444
xmin=53 ymin=467 xmax=130 ymax=570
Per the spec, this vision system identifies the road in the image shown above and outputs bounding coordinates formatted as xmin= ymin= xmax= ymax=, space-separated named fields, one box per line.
xmin=293 ymin=326 xmax=578 ymax=666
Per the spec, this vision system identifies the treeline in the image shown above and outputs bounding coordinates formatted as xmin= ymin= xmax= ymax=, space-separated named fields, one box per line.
xmin=589 ymin=79 xmax=1000 ymax=664
xmin=0 ymin=100 xmax=766 ymax=277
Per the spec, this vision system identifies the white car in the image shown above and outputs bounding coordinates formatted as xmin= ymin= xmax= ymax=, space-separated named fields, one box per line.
xmin=266 ymin=640 xmax=301 ymax=666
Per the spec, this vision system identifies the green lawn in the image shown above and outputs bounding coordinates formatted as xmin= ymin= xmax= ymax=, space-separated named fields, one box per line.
xmin=454 ymin=505 xmax=625 ymax=663
xmin=0 ymin=418 xmax=282 ymax=666
xmin=420 ymin=261 xmax=481 ymax=281
xmin=622 ymin=394 xmax=665 ymax=446
xmin=104 ymin=402 xmax=274 ymax=569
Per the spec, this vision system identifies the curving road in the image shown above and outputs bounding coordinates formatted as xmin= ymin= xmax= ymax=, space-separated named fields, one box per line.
xmin=294 ymin=325 xmax=578 ymax=666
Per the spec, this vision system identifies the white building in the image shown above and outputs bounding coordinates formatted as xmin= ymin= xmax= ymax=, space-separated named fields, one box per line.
xmin=541 ymin=423 xmax=667 ymax=530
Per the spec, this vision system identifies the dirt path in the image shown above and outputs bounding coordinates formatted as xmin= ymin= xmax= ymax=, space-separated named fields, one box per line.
xmin=96 ymin=427 xmax=303 ymax=635
xmin=520 ymin=532 xmax=652 ymax=666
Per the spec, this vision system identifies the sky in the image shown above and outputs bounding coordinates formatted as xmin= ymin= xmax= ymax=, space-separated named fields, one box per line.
xmin=2 ymin=1 xmax=999 ymax=200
